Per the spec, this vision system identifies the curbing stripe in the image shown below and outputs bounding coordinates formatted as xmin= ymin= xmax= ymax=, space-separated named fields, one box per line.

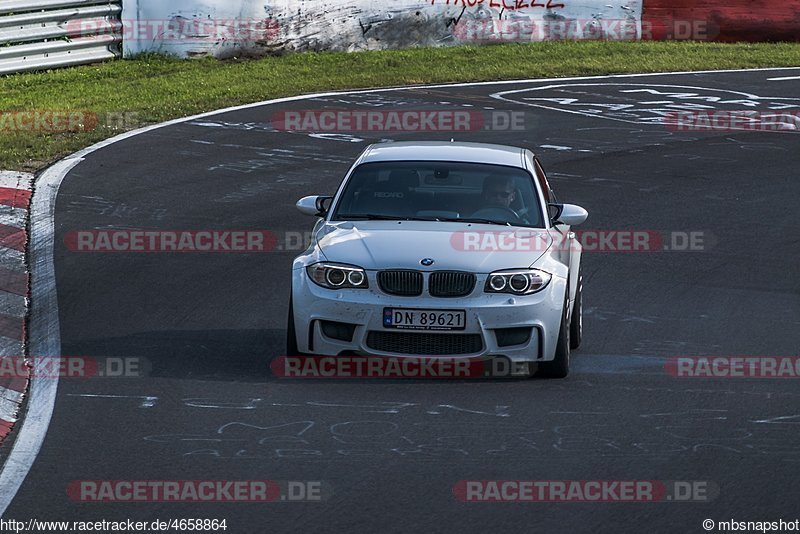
xmin=0 ymin=189 xmax=31 ymax=210
xmin=0 ymin=225 xmax=26 ymax=253
xmin=0 ymin=207 xmax=29 ymax=230
xmin=0 ymin=172 xmax=31 ymax=463
xmin=0 ymin=340 xmax=24 ymax=359
xmin=0 ymin=173 xmax=32 ymax=192
xmin=0 ymin=375 xmax=29 ymax=395
xmin=0 ymin=387 xmax=25 ymax=436
xmin=0 ymin=315 xmax=24 ymax=342
xmin=0 ymin=248 xmax=25 ymax=267
xmin=0 ymin=291 xmax=27 ymax=319
xmin=0 ymin=268 xmax=27 ymax=297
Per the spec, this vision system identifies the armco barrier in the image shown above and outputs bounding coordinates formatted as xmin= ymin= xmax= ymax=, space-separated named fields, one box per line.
xmin=0 ymin=0 xmax=122 ymax=75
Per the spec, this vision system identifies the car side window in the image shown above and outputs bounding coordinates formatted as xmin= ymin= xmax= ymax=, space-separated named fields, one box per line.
xmin=533 ymin=157 xmax=556 ymax=203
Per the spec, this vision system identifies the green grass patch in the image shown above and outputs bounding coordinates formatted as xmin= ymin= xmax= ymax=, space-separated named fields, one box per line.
xmin=1 ymin=41 xmax=799 ymax=171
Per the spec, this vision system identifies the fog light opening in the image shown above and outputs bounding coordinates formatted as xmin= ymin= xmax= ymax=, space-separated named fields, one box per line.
xmin=320 ymin=320 xmax=356 ymax=342
xmin=495 ymin=327 xmax=532 ymax=347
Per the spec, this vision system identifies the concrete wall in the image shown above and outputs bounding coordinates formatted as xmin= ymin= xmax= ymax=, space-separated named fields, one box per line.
xmin=121 ymin=0 xmax=799 ymax=59
xmin=122 ymin=0 xmax=643 ymax=58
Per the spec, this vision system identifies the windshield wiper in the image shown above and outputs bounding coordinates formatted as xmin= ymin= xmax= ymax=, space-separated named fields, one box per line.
xmin=339 ymin=213 xmax=443 ymax=222
xmin=435 ymin=217 xmax=512 ymax=226
xmin=338 ymin=213 xmax=407 ymax=221
xmin=338 ymin=214 xmax=511 ymax=225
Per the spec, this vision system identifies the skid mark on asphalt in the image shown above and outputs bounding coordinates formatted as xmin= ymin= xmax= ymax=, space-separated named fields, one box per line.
xmin=59 ymin=380 xmax=800 ymax=462
xmin=187 ymin=119 xmax=381 ymax=145
xmin=62 ymin=195 xmax=170 ymax=221
xmin=584 ymin=307 xmax=659 ymax=323
xmin=752 ymin=415 xmax=800 ymax=425
xmin=132 ymin=403 xmax=800 ymax=462
xmin=66 ymin=393 xmax=158 ymax=408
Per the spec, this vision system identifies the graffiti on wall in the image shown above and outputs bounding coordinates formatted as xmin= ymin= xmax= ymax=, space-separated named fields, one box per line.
xmin=122 ymin=0 xmax=643 ymax=58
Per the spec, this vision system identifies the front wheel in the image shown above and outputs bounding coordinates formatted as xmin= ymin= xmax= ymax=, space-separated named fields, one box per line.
xmin=286 ymin=295 xmax=302 ymax=357
xmin=569 ymin=274 xmax=583 ymax=350
xmin=537 ymin=292 xmax=570 ymax=379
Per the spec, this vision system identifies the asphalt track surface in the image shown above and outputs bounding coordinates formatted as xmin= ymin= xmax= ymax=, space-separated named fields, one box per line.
xmin=3 ymin=69 xmax=800 ymax=533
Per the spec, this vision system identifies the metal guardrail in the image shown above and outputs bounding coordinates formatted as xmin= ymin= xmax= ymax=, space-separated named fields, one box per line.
xmin=0 ymin=0 xmax=121 ymax=75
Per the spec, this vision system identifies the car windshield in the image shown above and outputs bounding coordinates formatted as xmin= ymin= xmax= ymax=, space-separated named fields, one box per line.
xmin=332 ymin=161 xmax=544 ymax=227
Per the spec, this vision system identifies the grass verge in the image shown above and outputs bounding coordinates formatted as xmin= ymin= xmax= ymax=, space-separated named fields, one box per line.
xmin=1 ymin=40 xmax=799 ymax=171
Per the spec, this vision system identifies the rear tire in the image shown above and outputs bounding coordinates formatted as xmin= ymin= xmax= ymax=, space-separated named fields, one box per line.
xmin=569 ymin=274 xmax=583 ymax=350
xmin=537 ymin=291 xmax=570 ymax=379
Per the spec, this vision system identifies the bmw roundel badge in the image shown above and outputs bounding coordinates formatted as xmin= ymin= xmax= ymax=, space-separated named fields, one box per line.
xmin=420 ymin=258 xmax=435 ymax=266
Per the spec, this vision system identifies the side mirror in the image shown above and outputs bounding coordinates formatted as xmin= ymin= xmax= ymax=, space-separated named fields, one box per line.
xmin=549 ymin=203 xmax=588 ymax=226
xmin=296 ymin=195 xmax=332 ymax=217
xmin=547 ymin=203 xmax=563 ymax=222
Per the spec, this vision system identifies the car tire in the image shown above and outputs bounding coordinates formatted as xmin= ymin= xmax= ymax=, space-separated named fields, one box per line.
xmin=569 ymin=273 xmax=583 ymax=350
xmin=537 ymin=291 xmax=570 ymax=379
xmin=286 ymin=295 xmax=303 ymax=357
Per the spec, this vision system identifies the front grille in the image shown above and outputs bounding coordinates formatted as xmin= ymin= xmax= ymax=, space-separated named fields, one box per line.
xmin=429 ymin=271 xmax=476 ymax=297
xmin=366 ymin=331 xmax=483 ymax=355
xmin=378 ymin=270 xmax=423 ymax=296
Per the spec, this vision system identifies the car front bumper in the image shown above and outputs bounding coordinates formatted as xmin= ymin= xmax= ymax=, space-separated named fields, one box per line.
xmin=290 ymin=268 xmax=567 ymax=363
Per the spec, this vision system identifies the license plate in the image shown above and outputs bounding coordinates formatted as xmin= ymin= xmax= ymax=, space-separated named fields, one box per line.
xmin=383 ymin=308 xmax=466 ymax=331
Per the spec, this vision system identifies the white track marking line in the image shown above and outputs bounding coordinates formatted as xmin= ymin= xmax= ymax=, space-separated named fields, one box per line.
xmin=0 ymin=157 xmax=73 ymax=515
xmin=491 ymin=82 xmax=800 ymax=126
xmin=1 ymin=65 xmax=799 ymax=516
xmin=768 ymin=76 xmax=800 ymax=81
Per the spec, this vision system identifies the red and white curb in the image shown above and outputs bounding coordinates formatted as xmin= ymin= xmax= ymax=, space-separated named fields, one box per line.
xmin=0 ymin=171 xmax=31 ymax=446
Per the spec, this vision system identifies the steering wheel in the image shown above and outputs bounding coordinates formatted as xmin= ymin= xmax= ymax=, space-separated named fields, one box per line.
xmin=470 ymin=206 xmax=523 ymax=224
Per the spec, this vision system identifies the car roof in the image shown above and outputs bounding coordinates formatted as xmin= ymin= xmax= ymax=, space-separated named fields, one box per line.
xmin=359 ymin=141 xmax=528 ymax=168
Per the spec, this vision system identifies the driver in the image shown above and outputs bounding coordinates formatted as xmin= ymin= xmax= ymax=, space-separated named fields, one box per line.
xmin=472 ymin=175 xmax=531 ymax=224
xmin=481 ymin=175 xmax=517 ymax=209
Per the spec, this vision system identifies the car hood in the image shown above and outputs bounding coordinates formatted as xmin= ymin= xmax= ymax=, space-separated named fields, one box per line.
xmin=316 ymin=221 xmax=552 ymax=272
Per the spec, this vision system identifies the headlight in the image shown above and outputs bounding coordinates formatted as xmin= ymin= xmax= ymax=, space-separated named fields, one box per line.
xmin=307 ymin=262 xmax=369 ymax=289
xmin=484 ymin=269 xmax=551 ymax=295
